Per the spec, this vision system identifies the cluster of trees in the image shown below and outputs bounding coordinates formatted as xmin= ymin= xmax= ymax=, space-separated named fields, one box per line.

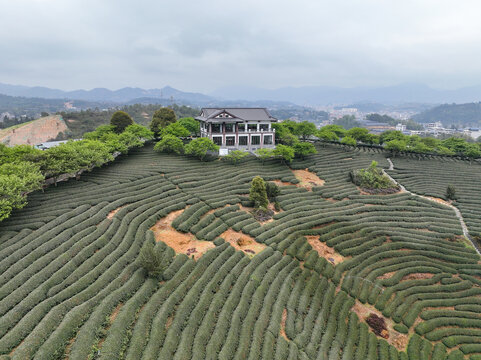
xmin=0 ymin=115 xmax=35 ymax=129
xmin=313 ymin=123 xmax=481 ymax=159
xmin=0 ymin=111 xmax=153 ymax=221
xmin=151 ymin=109 xmax=215 ymax=161
xmin=249 ymin=176 xmax=280 ymax=219
xmin=58 ymin=103 xmax=200 ymax=138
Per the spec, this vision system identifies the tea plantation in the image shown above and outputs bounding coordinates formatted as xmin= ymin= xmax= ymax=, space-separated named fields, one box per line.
xmin=0 ymin=143 xmax=480 ymax=360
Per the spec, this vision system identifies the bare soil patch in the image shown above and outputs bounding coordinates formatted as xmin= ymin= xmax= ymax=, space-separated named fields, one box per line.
xmin=426 ymin=196 xmax=452 ymax=207
xmin=272 ymin=180 xmax=295 ymax=187
xmin=280 ymin=308 xmax=288 ymax=340
xmin=0 ymin=115 xmax=69 ymax=146
xmin=306 ymin=236 xmax=344 ymax=265
xmin=150 ymin=209 xmax=214 ymax=260
xmin=401 ymin=273 xmax=434 ymax=281
xmin=110 ymin=303 xmax=123 ymax=323
xmin=107 ymin=205 xmax=127 ymax=220
xmin=292 ymin=169 xmax=325 ymax=190
xmin=378 ymin=271 xmax=396 ymax=280
xmin=352 ymin=301 xmax=409 ymax=351
xmin=221 ymin=229 xmax=266 ymax=256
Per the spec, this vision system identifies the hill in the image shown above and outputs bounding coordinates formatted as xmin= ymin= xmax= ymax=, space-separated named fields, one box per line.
xmin=0 ymin=143 xmax=480 ymax=359
xmin=0 ymin=93 xmax=108 ymax=118
xmin=413 ymin=102 xmax=481 ymax=128
xmin=0 ymin=115 xmax=70 ymax=145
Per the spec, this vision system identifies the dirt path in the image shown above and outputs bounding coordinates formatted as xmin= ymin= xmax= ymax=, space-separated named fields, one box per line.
xmin=385 ymin=158 xmax=480 ymax=256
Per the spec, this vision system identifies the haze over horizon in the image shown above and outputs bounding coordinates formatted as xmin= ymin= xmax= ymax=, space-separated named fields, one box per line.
xmin=1 ymin=0 xmax=481 ymax=93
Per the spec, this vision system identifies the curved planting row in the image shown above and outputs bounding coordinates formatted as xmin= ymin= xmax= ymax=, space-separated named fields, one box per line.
xmin=0 ymin=144 xmax=480 ymax=359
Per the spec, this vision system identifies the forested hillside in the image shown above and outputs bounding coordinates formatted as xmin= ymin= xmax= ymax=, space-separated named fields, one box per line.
xmin=413 ymin=102 xmax=481 ymax=128
xmin=60 ymin=104 xmax=199 ymax=138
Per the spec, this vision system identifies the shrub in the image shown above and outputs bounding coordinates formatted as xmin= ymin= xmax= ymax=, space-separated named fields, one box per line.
xmin=446 ymin=185 xmax=457 ymax=200
xmin=365 ymin=313 xmax=388 ymax=337
xmin=137 ymin=239 xmax=169 ymax=279
xmin=265 ymin=181 xmax=280 ymax=201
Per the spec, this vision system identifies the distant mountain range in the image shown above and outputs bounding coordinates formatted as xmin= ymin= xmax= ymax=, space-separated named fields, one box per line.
xmin=0 ymin=84 xmax=214 ymax=104
xmin=211 ymin=83 xmax=481 ymax=106
xmin=2 ymin=82 xmax=481 ymax=108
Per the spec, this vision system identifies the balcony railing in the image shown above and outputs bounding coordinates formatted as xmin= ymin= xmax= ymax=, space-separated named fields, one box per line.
xmin=201 ymin=129 xmax=275 ymax=135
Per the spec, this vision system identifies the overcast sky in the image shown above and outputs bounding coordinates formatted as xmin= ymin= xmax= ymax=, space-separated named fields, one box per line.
xmin=1 ymin=0 xmax=481 ymax=92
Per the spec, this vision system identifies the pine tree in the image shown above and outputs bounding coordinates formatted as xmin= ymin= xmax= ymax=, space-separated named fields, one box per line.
xmin=249 ymin=176 xmax=268 ymax=208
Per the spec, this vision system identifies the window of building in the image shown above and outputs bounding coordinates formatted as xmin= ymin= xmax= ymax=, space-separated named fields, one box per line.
xmin=248 ymin=124 xmax=257 ymax=131
xmin=251 ymin=135 xmax=260 ymax=145
xmin=213 ymin=136 xmax=222 ymax=146
xmin=211 ymin=124 xmax=221 ymax=133
xmin=260 ymin=124 xmax=269 ymax=131
xmin=225 ymin=123 xmax=233 ymax=132
xmin=263 ymin=135 xmax=273 ymax=145
xmin=226 ymin=136 xmax=235 ymax=146
xmin=239 ymin=136 xmax=248 ymax=146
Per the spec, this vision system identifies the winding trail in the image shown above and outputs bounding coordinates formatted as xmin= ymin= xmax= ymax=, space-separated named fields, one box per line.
xmin=384 ymin=158 xmax=481 ymax=256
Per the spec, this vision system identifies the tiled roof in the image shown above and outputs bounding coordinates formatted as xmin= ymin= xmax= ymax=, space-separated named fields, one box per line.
xmin=196 ymin=108 xmax=277 ymax=122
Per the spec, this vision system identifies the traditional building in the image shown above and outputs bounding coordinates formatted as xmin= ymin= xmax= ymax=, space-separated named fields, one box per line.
xmin=195 ymin=108 xmax=277 ymax=151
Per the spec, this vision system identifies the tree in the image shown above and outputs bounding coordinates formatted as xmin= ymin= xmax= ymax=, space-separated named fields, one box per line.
xmin=178 ymin=117 xmax=200 ymax=136
xmin=341 ymin=136 xmax=357 ymax=146
xmin=463 ymin=143 xmax=481 ymax=159
xmin=184 ymin=137 xmax=219 ymax=161
xmin=317 ymin=129 xmax=339 ymax=143
xmin=110 ymin=111 xmax=134 ymax=134
xmin=0 ymin=161 xmax=44 ymax=221
xmin=446 ymin=185 xmax=457 ymax=200
xmin=293 ymin=142 xmax=317 ymax=159
xmin=151 ymin=108 xmax=176 ymax=137
xmin=124 ymin=124 xmax=154 ymax=139
xmin=321 ymin=125 xmax=346 ymax=138
xmin=249 ymin=176 xmax=268 ymax=208
xmin=273 ymin=144 xmax=295 ymax=164
xmin=379 ymin=130 xmax=405 ymax=145
xmin=385 ymin=139 xmax=407 ymax=157
xmin=154 ymin=135 xmax=184 ymax=154
xmin=271 ymin=123 xmax=292 ymax=144
xmin=281 ymin=133 xmax=299 ymax=146
xmin=40 ymin=112 xmax=49 ymax=117
xmin=411 ymin=142 xmax=432 ymax=154
xmin=255 ymin=148 xmax=275 ymax=164
xmin=294 ymin=121 xmax=317 ymax=140
xmin=435 ymin=146 xmax=455 ymax=156
xmin=138 ymin=240 xmax=167 ymax=278
xmin=363 ymin=133 xmax=379 ymax=145
xmin=161 ymin=122 xmax=190 ymax=138
xmin=222 ymin=150 xmax=248 ymax=165
xmin=333 ymin=115 xmax=360 ymax=130
xmin=346 ymin=127 xmax=370 ymax=142
xmin=265 ymin=181 xmax=280 ymax=200
xmin=83 ymin=125 xmax=116 ymax=140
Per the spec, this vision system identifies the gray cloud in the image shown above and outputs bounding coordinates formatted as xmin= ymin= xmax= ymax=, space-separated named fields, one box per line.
xmin=0 ymin=0 xmax=480 ymax=92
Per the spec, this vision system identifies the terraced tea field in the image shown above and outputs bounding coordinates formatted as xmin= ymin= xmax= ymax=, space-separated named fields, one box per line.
xmin=0 ymin=143 xmax=480 ymax=360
